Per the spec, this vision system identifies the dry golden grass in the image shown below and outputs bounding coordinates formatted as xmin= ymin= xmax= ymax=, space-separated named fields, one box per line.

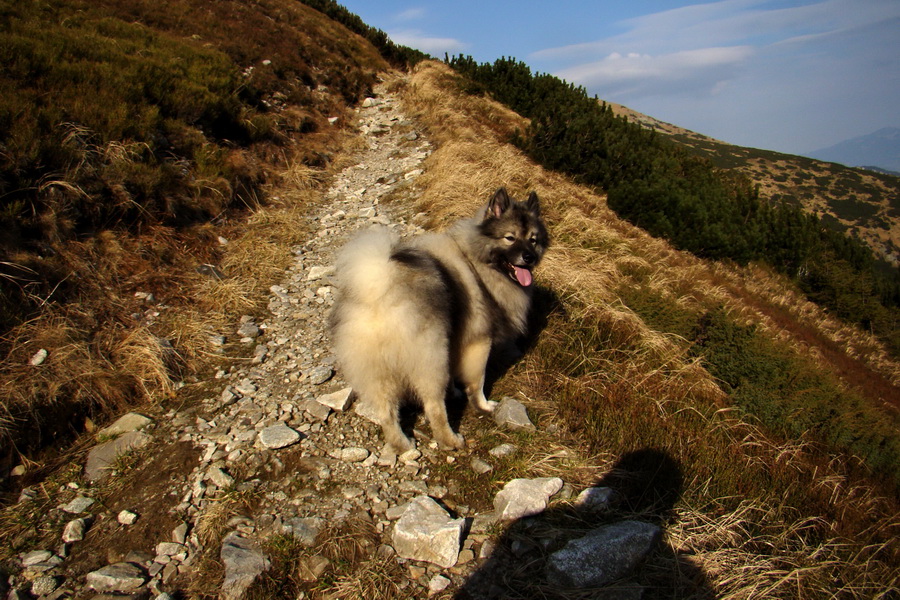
xmin=401 ymin=59 xmax=900 ymax=598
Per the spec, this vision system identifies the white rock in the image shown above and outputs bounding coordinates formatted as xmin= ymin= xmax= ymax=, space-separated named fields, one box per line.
xmin=307 ymin=265 xmax=335 ymax=281
xmin=494 ymin=397 xmax=535 ymax=430
xmin=29 ymin=349 xmax=49 ymax=366
xmin=258 ymin=424 xmax=302 ymax=449
xmin=392 ymin=495 xmax=465 ymax=568
xmin=118 ymin=510 xmax=139 ymax=525
xmin=98 ymin=412 xmax=152 ymax=437
xmin=316 ymin=387 xmax=353 ymax=411
xmin=62 ymin=517 xmax=89 ymax=542
xmin=428 ymin=574 xmax=451 ymax=595
xmin=574 ymin=487 xmax=616 ymax=511
xmin=493 ymin=477 xmax=563 ymax=522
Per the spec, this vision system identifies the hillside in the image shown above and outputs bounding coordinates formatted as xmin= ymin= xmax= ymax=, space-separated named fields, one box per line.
xmin=1 ymin=3 xmax=899 ymax=600
xmin=608 ymin=104 xmax=900 ymax=267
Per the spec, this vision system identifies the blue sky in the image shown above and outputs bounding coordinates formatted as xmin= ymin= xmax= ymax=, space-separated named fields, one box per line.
xmin=336 ymin=0 xmax=899 ymax=156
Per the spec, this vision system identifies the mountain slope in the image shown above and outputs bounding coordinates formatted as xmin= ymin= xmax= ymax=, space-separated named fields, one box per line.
xmin=808 ymin=127 xmax=900 ymax=173
xmin=608 ymin=105 xmax=900 ymax=267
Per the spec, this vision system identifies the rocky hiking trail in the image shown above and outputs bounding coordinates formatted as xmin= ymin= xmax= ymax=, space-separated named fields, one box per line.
xmin=8 ymin=82 xmax=661 ymax=600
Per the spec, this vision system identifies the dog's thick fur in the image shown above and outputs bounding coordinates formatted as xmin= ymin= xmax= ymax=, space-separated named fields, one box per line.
xmin=329 ymin=188 xmax=548 ymax=451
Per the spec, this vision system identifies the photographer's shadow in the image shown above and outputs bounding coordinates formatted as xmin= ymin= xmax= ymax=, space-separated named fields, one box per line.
xmin=455 ymin=448 xmax=716 ymax=599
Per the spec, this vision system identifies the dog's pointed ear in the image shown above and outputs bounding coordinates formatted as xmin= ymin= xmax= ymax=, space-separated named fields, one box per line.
xmin=487 ymin=187 xmax=511 ymax=219
xmin=525 ymin=191 xmax=541 ymax=215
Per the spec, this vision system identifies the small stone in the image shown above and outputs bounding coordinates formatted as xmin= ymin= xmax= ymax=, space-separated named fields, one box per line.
xmin=303 ymin=399 xmax=332 ymax=421
xmin=238 ymin=322 xmax=260 ymax=338
xmin=308 ymin=365 xmax=333 ymax=385
xmin=62 ymin=517 xmax=90 ymax=542
xmin=207 ymin=466 xmax=235 ymax=488
xmin=31 ymin=575 xmax=60 ymax=596
xmin=316 ymin=387 xmax=352 ymax=410
xmin=61 ymin=495 xmax=95 ymax=514
xmin=156 ymin=542 xmax=187 ymax=556
xmin=494 ymin=397 xmax=535 ymax=430
xmin=331 ymin=447 xmax=369 ymax=462
xmin=283 ymin=517 xmax=325 ymax=546
xmin=20 ymin=550 xmax=53 ymax=567
xmin=470 ymin=457 xmax=493 ymax=474
xmin=98 ymin=412 xmax=152 ymax=437
xmin=173 ymin=522 xmax=189 ymax=544
xmin=307 ymin=265 xmax=335 ymax=281
xmin=488 ymin=443 xmax=518 ymax=458
xmin=385 ymin=503 xmax=408 ymax=521
xmin=118 ymin=510 xmax=139 ymax=525
xmin=574 ymin=487 xmax=616 ymax=511
xmin=235 ymin=379 xmax=258 ymax=396
xmin=258 ymin=424 xmax=303 ymax=449
xmin=428 ymin=574 xmax=451 ymax=595
xmin=297 ymin=554 xmax=330 ymax=581
xmin=85 ymin=562 xmax=147 ymax=592
xmin=493 ymin=477 xmax=563 ymax=522
xmin=399 ymin=449 xmax=421 ymax=464
xmin=29 ymin=349 xmax=49 ymax=366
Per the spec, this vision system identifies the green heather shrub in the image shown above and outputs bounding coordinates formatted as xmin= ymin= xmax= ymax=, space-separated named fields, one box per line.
xmin=447 ymin=54 xmax=900 ymax=356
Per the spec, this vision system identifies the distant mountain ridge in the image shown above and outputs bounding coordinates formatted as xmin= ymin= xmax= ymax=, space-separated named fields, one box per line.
xmin=807 ymin=127 xmax=900 ymax=173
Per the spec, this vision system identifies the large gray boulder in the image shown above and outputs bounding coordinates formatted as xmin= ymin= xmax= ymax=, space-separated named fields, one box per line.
xmin=546 ymin=520 xmax=661 ymax=588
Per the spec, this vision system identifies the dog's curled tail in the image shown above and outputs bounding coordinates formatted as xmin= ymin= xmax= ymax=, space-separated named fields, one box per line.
xmin=333 ymin=226 xmax=399 ymax=302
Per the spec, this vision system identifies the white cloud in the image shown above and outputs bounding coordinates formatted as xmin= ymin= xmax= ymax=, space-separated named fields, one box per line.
xmin=389 ymin=30 xmax=469 ymax=55
xmin=556 ymin=46 xmax=754 ymax=98
xmin=395 ymin=7 xmax=426 ymax=22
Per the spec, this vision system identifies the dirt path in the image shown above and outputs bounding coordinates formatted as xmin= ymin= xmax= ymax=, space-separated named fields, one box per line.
xmin=10 ymin=80 xmax=505 ymax=599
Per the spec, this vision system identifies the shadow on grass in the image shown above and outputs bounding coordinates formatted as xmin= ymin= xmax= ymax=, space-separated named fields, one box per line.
xmin=455 ymin=448 xmax=716 ymax=599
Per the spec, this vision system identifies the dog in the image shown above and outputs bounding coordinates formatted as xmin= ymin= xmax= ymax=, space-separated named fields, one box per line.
xmin=329 ymin=187 xmax=548 ymax=452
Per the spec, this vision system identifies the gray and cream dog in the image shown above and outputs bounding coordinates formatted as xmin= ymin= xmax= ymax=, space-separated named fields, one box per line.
xmin=329 ymin=188 xmax=548 ymax=451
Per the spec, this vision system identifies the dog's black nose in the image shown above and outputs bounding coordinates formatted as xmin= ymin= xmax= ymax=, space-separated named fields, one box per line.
xmin=522 ymin=251 xmax=535 ymax=265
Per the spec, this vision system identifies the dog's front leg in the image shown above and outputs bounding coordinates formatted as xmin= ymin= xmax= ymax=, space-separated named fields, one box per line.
xmin=459 ymin=338 xmax=498 ymax=413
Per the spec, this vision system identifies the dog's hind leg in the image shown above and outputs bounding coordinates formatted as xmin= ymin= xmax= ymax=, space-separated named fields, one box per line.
xmin=364 ymin=379 xmax=413 ymax=453
xmin=412 ymin=371 xmax=465 ymax=450
xmin=458 ymin=338 xmax=498 ymax=413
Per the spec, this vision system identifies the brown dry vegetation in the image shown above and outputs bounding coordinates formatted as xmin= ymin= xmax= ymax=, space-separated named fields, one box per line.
xmin=0 ymin=0 xmax=386 ymax=476
xmin=400 ymin=60 xmax=899 ymax=598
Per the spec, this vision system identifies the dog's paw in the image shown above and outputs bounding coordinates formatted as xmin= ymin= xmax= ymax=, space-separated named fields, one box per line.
xmin=477 ymin=399 xmax=499 ymax=413
xmin=438 ymin=432 xmax=465 ymax=450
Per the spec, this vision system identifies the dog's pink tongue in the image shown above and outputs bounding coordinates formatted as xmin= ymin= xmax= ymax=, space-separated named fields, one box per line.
xmin=514 ymin=266 xmax=533 ymax=287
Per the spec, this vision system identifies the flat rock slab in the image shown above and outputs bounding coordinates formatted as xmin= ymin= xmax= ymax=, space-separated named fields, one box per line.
xmin=494 ymin=397 xmax=535 ymax=430
xmin=85 ymin=562 xmax=147 ymax=593
xmin=98 ymin=412 xmax=152 ymax=437
xmin=85 ymin=432 xmax=152 ymax=481
xmin=316 ymin=387 xmax=353 ymax=411
xmin=546 ymin=520 xmax=662 ymax=588
xmin=392 ymin=495 xmax=464 ymax=568
xmin=258 ymin=424 xmax=302 ymax=449
xmin=493 ymin=477 xmax=563 ymax=521
xmin=221 ymin=532 xmax=270 ymax=600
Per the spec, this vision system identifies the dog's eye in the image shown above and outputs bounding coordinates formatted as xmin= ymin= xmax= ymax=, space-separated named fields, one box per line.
xmin=504 ymin=235 xmax=515 ymax=242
